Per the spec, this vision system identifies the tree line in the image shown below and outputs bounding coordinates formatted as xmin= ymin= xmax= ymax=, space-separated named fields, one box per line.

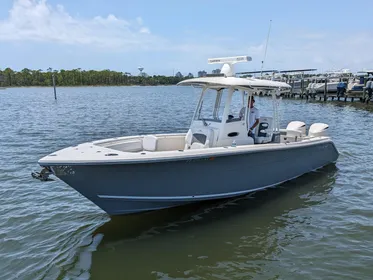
xmin=0 ymin=68 xmax=191 ymax=87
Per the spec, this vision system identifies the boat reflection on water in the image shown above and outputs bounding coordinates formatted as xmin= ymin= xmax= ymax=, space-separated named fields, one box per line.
xmin=75 ymin=164 xmax=338 ymax=279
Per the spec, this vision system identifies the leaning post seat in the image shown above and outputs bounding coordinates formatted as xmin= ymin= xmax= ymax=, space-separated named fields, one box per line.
xmin=254 ymin=117 xmax=274 ymax=144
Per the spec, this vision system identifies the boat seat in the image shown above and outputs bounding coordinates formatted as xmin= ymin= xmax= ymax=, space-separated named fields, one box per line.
xmin=143 ymin=135 xmax=158 ymax=151
xmin=255 ymin=117 xmax=273 ymax=144
xmin=184 ymin=128 xmax=214 ymax=149
xmin=190 ymin=142 xmax=205 ymax=149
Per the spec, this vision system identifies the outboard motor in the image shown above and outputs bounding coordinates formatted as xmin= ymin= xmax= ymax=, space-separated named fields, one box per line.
xmin=286 ymin=121 xmax=306 ymax=136
xmin=308 ymin=123 xmax=329 ymax=137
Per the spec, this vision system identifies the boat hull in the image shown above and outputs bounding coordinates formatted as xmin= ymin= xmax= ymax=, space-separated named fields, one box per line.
xmin=45 ymin=139 xmax=339 ymax=215
xmin=314 ymin=83 xmax=338 ymax=93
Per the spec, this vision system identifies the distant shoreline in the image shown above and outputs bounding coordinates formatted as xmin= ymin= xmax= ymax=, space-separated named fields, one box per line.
xmin=0 ymin=68 xmax=189 ymax=88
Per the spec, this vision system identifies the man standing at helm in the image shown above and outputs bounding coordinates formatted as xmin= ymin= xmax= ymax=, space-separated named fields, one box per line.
xmin=239 ymin=96 xmax=260 ymax=138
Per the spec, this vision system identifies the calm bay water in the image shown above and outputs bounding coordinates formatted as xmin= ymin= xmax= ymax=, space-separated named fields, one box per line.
xmin=1 ymin=86 xmax=373 ymax=280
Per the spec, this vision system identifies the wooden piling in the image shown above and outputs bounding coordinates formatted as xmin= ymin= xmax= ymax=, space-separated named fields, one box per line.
xmin=291 ymin=79 xmax=294 ymax=96
xmin=300 ymin=74 xmax=305 ymax=98
xmin=323 ymin=78 xmax=327 ymax=101
xmin=52 ymin=73 xmax=57 ymax=100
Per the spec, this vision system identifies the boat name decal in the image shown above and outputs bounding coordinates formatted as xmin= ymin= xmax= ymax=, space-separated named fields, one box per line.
xmin=185 ymin=157 xmax=215 ymax=163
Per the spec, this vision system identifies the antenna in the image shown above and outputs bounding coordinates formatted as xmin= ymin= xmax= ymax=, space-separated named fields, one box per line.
xmin=260 ymin=20 xmax=272 ymax=77
xmin=207 ymin=56 xmax=252 ymax=77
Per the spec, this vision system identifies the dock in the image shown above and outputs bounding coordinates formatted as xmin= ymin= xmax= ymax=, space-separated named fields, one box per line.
xmin=243 ymin=69 xmax=373 ymax=104
xmin=255 ymin=87 xmax=371 ymax=104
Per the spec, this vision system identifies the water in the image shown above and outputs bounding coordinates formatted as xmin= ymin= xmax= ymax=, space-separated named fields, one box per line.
xmin=1 ymin=86 xmax=373 ymax=280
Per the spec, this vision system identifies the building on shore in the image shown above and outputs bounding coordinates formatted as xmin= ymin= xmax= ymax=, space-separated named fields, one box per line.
xmin=175 ymin=71 xmax=183 ymax=78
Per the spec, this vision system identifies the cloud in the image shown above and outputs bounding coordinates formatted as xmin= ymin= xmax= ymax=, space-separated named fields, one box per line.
xmin=0 ymin=3 xmax=313 ymax=60
xmin=139 ymin=27 xmax=150 ymax=34
xmin=0 ymin=0 xmax=157 ymax=50
xmin=1 ymin=1 xmax=372 ymax=73
xmin=0 ymin=0 xmax=242 ymax=57
xmin=0 ymin=0 xmax=254 ymax=56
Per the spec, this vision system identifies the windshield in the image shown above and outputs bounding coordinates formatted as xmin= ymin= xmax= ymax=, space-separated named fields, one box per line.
xmin=194 ymin=88 xmax=247 ymax=123
xmin=194 ymin=88 xmax=225 ymax=122
xmin=227 ymin=90 xmax=246 ymax=122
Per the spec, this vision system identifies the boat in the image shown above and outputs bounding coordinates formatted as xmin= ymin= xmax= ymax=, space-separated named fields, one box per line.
xmin=36 ymin=56 xmax=339 ymax=215
xmin=306 ymin=76 xmax=331 ymax=95
xmin=306 ymin=69 xmax=352 ymax=95
xmin=346 ymin=71 xmax=373 ymax=94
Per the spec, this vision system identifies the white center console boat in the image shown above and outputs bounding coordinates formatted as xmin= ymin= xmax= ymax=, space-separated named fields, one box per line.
xmin=36 ymin=56 xmax=339 ymax=215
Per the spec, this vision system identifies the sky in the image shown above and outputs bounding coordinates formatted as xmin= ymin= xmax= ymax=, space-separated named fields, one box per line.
xmin=0 ymin=0 xmax=372 ymax=76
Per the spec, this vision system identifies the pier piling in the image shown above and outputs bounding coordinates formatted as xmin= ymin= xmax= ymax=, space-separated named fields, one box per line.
xmin=323 ymin=79 xmax=327 ymax=101
xmin=52 ymin=73 xmax=57 ymax=100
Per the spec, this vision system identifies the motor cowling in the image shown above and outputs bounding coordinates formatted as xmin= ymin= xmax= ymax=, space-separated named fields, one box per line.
xmin=286 ymin=121 xmax=306 ymax=136
xmin=308 ymin=123 xmax=329 ymax=137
